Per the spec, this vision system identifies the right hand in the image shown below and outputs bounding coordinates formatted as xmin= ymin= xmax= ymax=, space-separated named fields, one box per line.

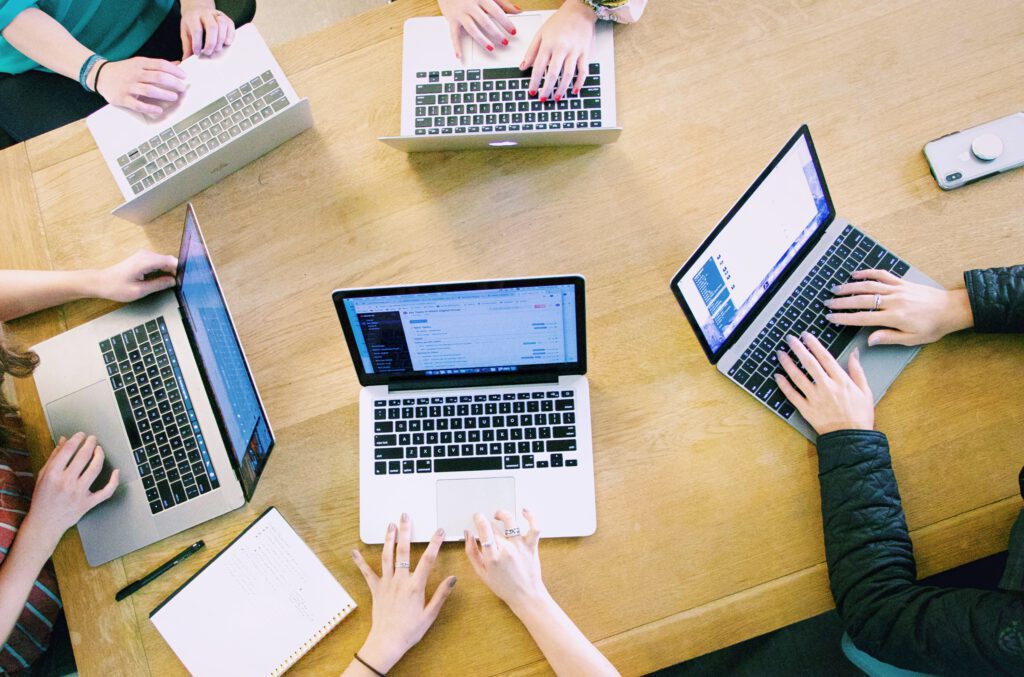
xmin=350 ymin=514 xmax=456 ymax=674
xmin=20 ymin=433 xmax=119 ymax=548
xmin=438 ymin=0 xmax=521 ymax=59
xmin=464 ymin=509 xmax=548 ymax=612
xmin=95 ymin=57 xmax=188 ymax=117
xmin=825 ymin=269 xmax=974 ymax=346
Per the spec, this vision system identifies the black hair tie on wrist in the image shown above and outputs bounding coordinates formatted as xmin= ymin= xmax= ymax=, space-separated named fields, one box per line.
xmin=354 ymin=653 xmax=386 ymax=676
xmin=93 ymin=59 xmax=111 ymax=95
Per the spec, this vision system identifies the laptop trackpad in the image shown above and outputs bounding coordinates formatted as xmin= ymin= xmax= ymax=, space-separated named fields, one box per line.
xmin=46 ymin=381 xmax=128 ymax=492
xmin=436 ymin=478 xmax=516 ymax=538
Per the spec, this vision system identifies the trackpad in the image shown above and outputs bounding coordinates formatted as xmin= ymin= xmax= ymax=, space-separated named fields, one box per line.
xmin=436 ymin=478 xmax=516 ymax=537
xmin=46 ymin=382 xmax=129 ymax=492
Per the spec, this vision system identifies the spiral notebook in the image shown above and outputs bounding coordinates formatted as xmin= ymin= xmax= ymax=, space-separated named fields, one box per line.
xmin=150 ymin=507 xmax=356 ymax=676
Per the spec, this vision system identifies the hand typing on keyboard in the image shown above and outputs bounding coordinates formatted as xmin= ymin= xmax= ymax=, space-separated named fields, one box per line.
xmin=95 ymin=58 xmax=188 ymax=117
xmin=522 ymin=0 xmax=599 ymax=101
xmin=91 ymin=250 xmax=179 ymax=302
xmin=774 ymin=334 xmax=875 ymax=436
xmin=825 ymin=269 xmax=975 ymax=347
xmin=438 ymin=0 xmax=521 ymax=59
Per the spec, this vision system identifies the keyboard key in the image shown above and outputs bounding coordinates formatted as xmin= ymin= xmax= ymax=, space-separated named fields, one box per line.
xmin=546 ymin=440 xmax=576 ymax=452
xmin=435 ymin=457 xmax=502 ymax=472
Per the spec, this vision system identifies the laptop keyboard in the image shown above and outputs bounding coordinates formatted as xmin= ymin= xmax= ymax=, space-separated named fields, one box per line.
xmin=728 ymin=225 xmax=911 ymax=419
xmin=100 ymin=317 xmax=220 ymax=514
xmin=372 ymin=390 xmax=579 ymax=475
xmin=413 ymin=64 xmax=603 ymax=135
xmin=115 ymin=71 xmax=289 ymax=196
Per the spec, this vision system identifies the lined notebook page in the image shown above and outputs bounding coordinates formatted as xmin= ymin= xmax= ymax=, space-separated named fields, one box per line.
xmin=151 ymin=508 xmax=355 ymax=676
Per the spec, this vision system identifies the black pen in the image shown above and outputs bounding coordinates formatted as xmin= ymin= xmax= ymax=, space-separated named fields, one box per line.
xmin=115 ymin=540 xmax=205 ymax=601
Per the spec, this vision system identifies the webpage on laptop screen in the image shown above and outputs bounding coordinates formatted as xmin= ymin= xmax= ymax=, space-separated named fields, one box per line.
xmin=678 ymin=136 xmax=830 ymax=353
xmin=344 ymin=285 xmax=578 ymax=376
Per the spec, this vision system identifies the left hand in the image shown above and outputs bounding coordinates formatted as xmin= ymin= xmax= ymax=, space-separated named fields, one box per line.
xmin=521 ymin=0 xmax=597 ymax=101
xmin=350 ymin=514 xmax=457 ymax=674
xmin=774 ymin=333 xmax=875 ymax=435
xmin=92 ymin=250 xmax=178 ymax=302
xmin=180 ymin=2 xmax=236 ymax=59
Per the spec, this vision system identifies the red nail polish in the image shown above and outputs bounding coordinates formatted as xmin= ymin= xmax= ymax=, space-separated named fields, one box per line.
xmin=511 ymin=27 xmax=517 ymax=35
xmin=540 ymin=96 xmax=546 ymax=102
xmin=555 ymin=95 xmax=562 ymax=102
xmin=486 ymin=44 xmax=494 ymax=51
xmin=529 ymin=90 xmax=536 ymax=96
xmin=502 ymin=38 xmax=509 ymax=46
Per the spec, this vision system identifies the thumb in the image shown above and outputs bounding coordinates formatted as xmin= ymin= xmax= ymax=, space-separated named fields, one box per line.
xmin=867 ymin=329 xmax=909 ymax=347
xmin=89 ymin=468 xmax=120 ymax=509
xmin=424 ymin=576 xmax=457 ymax=622
xmin=847 ymin=347 xmax=870 ymax=393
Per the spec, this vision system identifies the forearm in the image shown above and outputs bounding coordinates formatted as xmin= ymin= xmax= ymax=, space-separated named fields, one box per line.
xmin=0 ymin=269 xmax=103 ymax=322
xmin=510 ymin=591 xmax=618 ymax=677
xmin=1 ymin=8 xmax=98 ymax=85
xmin=0 ymin=523 xmax=57 ymax=648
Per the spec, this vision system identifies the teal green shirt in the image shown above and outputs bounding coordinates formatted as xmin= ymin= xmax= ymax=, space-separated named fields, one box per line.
xmin=0 ymin=0 xmax=174 ymax=75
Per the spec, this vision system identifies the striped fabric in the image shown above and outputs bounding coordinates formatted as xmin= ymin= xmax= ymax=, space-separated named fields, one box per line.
xmin=0 ymin=414 xmax=61 ymax=674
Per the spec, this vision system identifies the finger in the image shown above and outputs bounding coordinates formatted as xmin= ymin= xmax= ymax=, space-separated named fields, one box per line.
xmin=139 ymin=70 xmax=188 ymax=93
xmin=572 ymin=53 xmax=587 ymax=95
xmin=189 ymin=22 xmax=204 ymax=59
xmin=480 ymin=0 xmax=516 ymax=38
xmin=141 ymin=59 xmax=188 ymax=80
xmin=51 ymin=432 xmax=85 ymax=470
xmin=522 ymin=507 xmax=541 ymax=547
xmin=494 ymin=0 xmax=522 ymax=14
xmin=553 ymin=52 xmax=576 ymax=100
xmin=381 ymin=521 xmax=397 ymax=578
xmin=460 ymin=16 xmax=494 ymax=52
xmin=521 ymin=33 xmax=542 ymax=84
xmin=825 ymin=309 xmax=896 ymax=327
xmin=777 ymin=350 xmax=813 ymax=395
xmin=493 ymin=508 xmax=518 ymax=536
xmin=463 ymin=529 xmax=486 ymax=575
xmin=394 ymin=512 xmax=412 ymax=573
xmin=786 ymin=334 xmax=827 ymax=383
xmin=801 ymin=332 xmax=844 ymax=381
xmin=136 ymin=251 xmax=179 ymax=276
xmin=774 ymin=372 xmax=809 ymax=410
xmin=127 ymin=98 xmax=166 ymax=117
xmin=851 ymin=269 xmax=902 ymax=285
xmin=67 ymin=435 xmax=98 ymax=477
xmin=831 ymin=280 xmax=894 ymax=297
xmin=215 ymin=14 xmax=233 ymax=51
xmin=80 ymin=445 xmax=105 ymax=485
xmin=200 ymin=13 xmax=219 ymax=56
xmin=129 ymin=83 xmax=179 ymax=102
xmin=180 ymin=25 xmax=193 ymax=60
xmin=221 ymin=16 xmax=236 ymax=47
xmin=136 ymin=276 xmax=177 ymax=295
xmin=473 ymin=512 xmax=498 ymax=560
xmin=424 ymin=576 xmax=458 ymax=623
xmin=351 ymin=548 xmax=380 ymax=591
xmin=847 ymin=347 xmax=871 ymax=394
xmin=87 ymin=468 xmax=119 ymax=509
xmin=527 ymin=43 xmax=548 ymax=94
xmin=867 ymin=328 xmax=913 ymax=347
xmin=414 ymin=528 xmax=445 ymax=582
xmin=825 ymin=294 xmax=884 ymax=311
xmin=471 ymin=9 xmax=508 ymax=47
xmin=539 ymin=51 xmax=568 ymax=100
xmin=448 ymin=21 xmax=463 ymax=59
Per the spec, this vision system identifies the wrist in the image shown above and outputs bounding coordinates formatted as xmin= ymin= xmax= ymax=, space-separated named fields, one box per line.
xmin=944 ymin=288 xmax=974 ymax=335
xmin=18 ymin=514 xmax=63 ymax=559
xmin=78 ymin=268 xmax=109 ymax=301
xmin=506 ymin=586 xmax=558 ymax=623
xmin=357 ymin=631 xmax=406 ymax=674
xmin=566 ymin=0 xmax=599 ymax=23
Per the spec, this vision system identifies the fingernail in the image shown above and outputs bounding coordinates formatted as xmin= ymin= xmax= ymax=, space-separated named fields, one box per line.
xmin=777 ymin=350 xmax=785 ymax=358
xmin=830 ymin=285 xmax=841 ymax=293
xmin=823 ymin=299 xmax=834 ymax=308
xmin=852 ymin=347 xmax=860 ymax=358
xmin=449 ymin=577 xmax=458 ymax=588
xmin=519 ymin=62 xmax=526 ymax=69
xmin=487 ymin=44 xmax=494 ymax=51
xmin=388 ymin=522 xmax=396 ymax=533
xmin=351 ymin=549 xmax=359 ymax=558
xmin=529 ymin=89 xmax=537 ymax=96
xmin=502 ymin=38 xmax=509 ymax=46
xmin=801 ymin=332 xmax=811 ymax=340
xmin=436 ymin=528 xmax=445 ymax=538
xmin=540 ymin=96 xmax=547 ymax=102
xmin=868 ymin=336 xmax=878 ymax=346
xmin=825 ymin=313 xmax=836 ymax=322
xmin=555 ymin=95 xmax=562 ymax=102
xmin=786 ymin=334 xmax=798 ymax=343
xmin=401 ymin=512 xmax=409 ymax=522
xmin=511 ymin=27 xmax=517 ymax=35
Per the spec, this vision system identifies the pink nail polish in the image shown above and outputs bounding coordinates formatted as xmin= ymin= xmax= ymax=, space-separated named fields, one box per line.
xmin=502 ymin=38 xmax=509 ymax=46
xmin=487 ymin=44 xmax=494 ymax=52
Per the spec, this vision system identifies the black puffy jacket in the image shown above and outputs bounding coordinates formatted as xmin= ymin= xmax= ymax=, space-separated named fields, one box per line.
xmin=818 ymin=265 xmax=1024 ymax=675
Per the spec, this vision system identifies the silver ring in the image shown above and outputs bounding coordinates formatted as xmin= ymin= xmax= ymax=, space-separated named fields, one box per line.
xmin=873 ymin=294 xmax=882 ymax=311
xmin=504 ymin=528 xmax=522 ymax=537
xmin=480 ymin=540 xmax=495 ymax=548
xmin=395 ymin=561 xmax=410 ymax=569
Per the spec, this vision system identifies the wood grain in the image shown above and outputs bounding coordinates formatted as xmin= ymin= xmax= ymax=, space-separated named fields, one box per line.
xmin=3 ymin=0 xmax=1023 ymax=674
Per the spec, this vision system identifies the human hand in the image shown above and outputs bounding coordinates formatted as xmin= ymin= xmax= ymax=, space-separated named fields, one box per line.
xmin=774 ymin=333 xmax=875 ymax=435
xmin=350 ymin=514 xmax=457 ymax=674
xmin=464 ymin=509 xmax=548 ymax=613
xmin=522 ymin=0 xmax=597 ymax=101
xmin=90 ymin=250 xmax=178 ymax=303
xmin=438 ymin=0 xmax=521 ymax=59
xmin=825 ymin=269 xmax=974 ymax=346
xmin=21 ymin=433 xmax=120 ymax=549
xmin=180 ymin=2 xmax=236 ymax=59
xmin=95 ymin=58 xmax=188 ymax=116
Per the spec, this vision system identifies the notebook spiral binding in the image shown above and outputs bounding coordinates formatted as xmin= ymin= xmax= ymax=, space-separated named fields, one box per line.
xmin=270 ymin=603 xmax=356 ymax=676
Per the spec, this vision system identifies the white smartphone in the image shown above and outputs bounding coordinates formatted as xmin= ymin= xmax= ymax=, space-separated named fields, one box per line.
xmin=923 ymin=112 xmax=1024 ymax=190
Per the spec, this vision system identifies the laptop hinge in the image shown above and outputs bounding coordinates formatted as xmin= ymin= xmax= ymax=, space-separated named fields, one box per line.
xmin=388 ymin=374 xmax=559 ymax=392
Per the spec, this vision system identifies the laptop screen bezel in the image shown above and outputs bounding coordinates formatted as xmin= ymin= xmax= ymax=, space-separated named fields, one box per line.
xmin=332 ymin=276 xmax=587 ymax=388
xmin=668 ymin=125 xmax=835 ymax=364
xmin=174 ymin=203 xmax=276 ymax=500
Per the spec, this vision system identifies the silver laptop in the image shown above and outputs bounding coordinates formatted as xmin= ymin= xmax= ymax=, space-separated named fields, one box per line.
xmin=380 ymin=11 xmax=621 ymax=152
xmin=87 ymin=25 xmax=312 ymax=224
xmin=32 ymin=204 xmax=275 ymax=565
xmin=670 ymin=126 xmax=941 ymax=440
xmin=332 ymin=277 xmax=597 ymax=543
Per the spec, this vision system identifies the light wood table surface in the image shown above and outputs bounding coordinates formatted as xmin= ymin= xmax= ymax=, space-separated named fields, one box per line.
xmin=2 ymin=0 xmax=1023 ymax=674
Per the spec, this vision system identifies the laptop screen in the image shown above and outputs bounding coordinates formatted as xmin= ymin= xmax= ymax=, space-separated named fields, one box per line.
xmin=176 ymin=206 xmax=274 ymax=499
xmin=333 ymin=277 xmax=586 ymax=386
xmin=670 ymin=127 xmax=833 ymax=361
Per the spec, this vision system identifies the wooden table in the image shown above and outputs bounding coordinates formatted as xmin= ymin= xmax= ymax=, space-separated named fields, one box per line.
xmin=2 ymin=0 xmax=1023 ymax=674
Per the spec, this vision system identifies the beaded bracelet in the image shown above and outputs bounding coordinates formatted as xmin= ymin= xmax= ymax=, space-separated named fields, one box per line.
xmin=79 ymin=53 xmax=104 ymax=92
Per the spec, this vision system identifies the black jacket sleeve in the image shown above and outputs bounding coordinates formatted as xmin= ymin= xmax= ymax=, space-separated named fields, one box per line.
xmin=817 ymin=430 xmax=1024 ymax=675
xmin=964 ymin=265 xmax=1024 ymax=333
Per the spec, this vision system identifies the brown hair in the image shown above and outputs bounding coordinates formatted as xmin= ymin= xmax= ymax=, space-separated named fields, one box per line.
xmin=0 ymin=322 xmax=38 ymax=444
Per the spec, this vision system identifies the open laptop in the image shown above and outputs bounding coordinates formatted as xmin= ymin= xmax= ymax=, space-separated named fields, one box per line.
xmin=32 ymin=204 xmax=275 ymax=565
xmin=332 ymin=277 xmax=596 ymax=543
xmin=87 ymin=25 xmax=313 ymax=224
xmin=379 ymin=11 xmax=621 ymax=152
xmin=669 ymin=126 xmax=941 ymax=440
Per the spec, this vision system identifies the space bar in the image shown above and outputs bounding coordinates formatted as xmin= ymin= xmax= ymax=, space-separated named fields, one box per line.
xmin=113 ymin=388 xmax=142 ymax=448
xmin=434 ymin=458 xmax=502 ymax=472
